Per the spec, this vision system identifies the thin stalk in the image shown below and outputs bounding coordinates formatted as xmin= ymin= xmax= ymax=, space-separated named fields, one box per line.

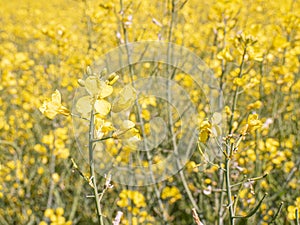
xmin=218 ymin=168 xmax=225 ymax=225
xmin=228 ymin=47 xmax=247 ymax=134
xmin=88 ymin=109 xmax=103 ymax=225
xmin=230 ymin=173 xmax=268 ymax=188
xmin=233 ymin=193 xmax=267 ymax=219
xmin=269 ymin=202 xmax=283 ymax=224
xmin=295 ymin=208 xmax=299 ymax=225
xmin=225 ymin=155 xmax=235 ymax=225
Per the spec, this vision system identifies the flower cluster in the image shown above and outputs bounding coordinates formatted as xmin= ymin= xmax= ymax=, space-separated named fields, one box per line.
xmin=1 ymin=0 xmax=300 ymax=224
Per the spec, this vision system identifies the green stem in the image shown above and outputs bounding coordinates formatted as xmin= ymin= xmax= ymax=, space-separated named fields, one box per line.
xmin=295 ymin=208 xmax=300 ymax=225
xmin=218 ymin=168 xmax=225 ymax=225
xmin=92 ymin=136 xmax=112 ymax=143
xmin=233 ymin=193 xmax=267 ymax=219
xmin=89 ymin=109 xmax=103 ymax=225
xmin=269 ymin=202 xmax=283 ymax=224
xmin=228 ymin=47 xmax=247 ymax=134
xmin=225 ymin=156 xmax=235 ymax=225
xmin=230 ymin=173 xmax=268 ymax=188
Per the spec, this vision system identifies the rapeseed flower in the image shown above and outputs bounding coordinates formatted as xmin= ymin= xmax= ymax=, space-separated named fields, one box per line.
xmin=39 ymin=90 xmax=70 ymax=119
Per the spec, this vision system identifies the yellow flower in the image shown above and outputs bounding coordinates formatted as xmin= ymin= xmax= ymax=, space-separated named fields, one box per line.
xmin=39 ymin=222 xmax=47 ymax=225
xmin=112 ymin=120 xmax=140 ymax=140
xmin=217 ymin=47 xmax=234 ymax=62
xmin=106 ymin=72 xmax=120 ymax=85
xmin=94 ymin=115 xmax=115 ymax=139
xmin=247 ymin=100 xmax=262 ymax=110
xmin=112 ymin=85 xmax=136 ymax=113
xmin=56 ymin=207 xmax=64 ymax=216
xmin=39 ymin=90 xmax=70 ymax=119
xmin=224 ymin=106 xmax=232 ymax=116
xmin=247 ymin=113 xmax=262 ymax=132
xmin=76 ymin=73 xmax=114 ymax=117
xmin=287 ymin=205 xmax=297 ymax=220
xmin=198 ymin=120 xmax=212 ymax=143
xmin=131 ymin=191 xmax=146 ymax=208
xmin=52 ymin=173 xmax=60 ymax=183
xmin=241 ymin=114 xmax=262 ymax=135
xmin=161 ymin=186 xmax=182 ymax=204
xmin=84 ymin=75 xmax=113 ymax=98
xmin=44 ymin=208 xmax=54 ymax=218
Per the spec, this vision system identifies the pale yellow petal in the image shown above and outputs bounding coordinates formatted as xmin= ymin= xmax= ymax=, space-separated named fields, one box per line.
xmin=52 ymin=89 xmax=62 ymax=104
xmin=84 ymin=76 xmax=113 ymax=98
xmin=84 ymin=76 xmax=99 ymax=96
xmin=39 ymin=101 xmax=48 ymax=114
xmin=76 ymin=96 xmax=92 ymax=116
xmin=121 ymin=120 xmax=135 ymax=130
xmin=58 ymin=106 xmax=70 ymax=116
xmin=112 ymin=85 xmax=136 ymax=113
xmin=94 ymin=99 xmax=111 ymax=117
xmin=99 ymin=80 xmax=113 ymax=98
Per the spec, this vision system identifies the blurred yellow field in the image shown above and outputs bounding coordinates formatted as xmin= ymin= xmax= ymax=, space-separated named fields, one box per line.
xmin=1 ymin=0 xmax=300 ymax=224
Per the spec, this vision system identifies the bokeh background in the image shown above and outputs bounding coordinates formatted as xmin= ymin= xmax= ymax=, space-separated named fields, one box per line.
xmin=0 ymin=0 xmax=300 ymax=224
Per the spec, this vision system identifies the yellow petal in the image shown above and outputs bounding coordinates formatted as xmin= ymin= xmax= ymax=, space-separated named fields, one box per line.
xmin=44 ymin=111 xmax=58 ymax=120
xmin=52 ymin=89 xmax=62 ymax=104
xmin=121 ymin=120 xmax=135 ymax=130
xmin=199 ymin=130 xmax=209 ymax=143
xmin=212 ymin=112 xmax=222 ymax=124
xmin=84 ymin=76 xmax=113 ymax=98
xmin=76 ymin=96 xmax=92 ymax=116
xmin=39 ymin=101 xmax=59 ymax=119
xmin=58 ymin=106 xmax=70 ymax=116
xmin=248 ymin=113 xmax=258 ymax=123
xmin=85 ymin=76 xmax=99 ymax=96
xmin=112 ymin=85 xmax=136 ymax=113
xmin=98 ymin=80 xmax=113 ymax=98
xmin=94 ymin=99 xmax=111 ymax=117
xmin=77 ymin=79 xmax=85 ymax=87
xmin=39 ymin=101 xmax=48 ymax=114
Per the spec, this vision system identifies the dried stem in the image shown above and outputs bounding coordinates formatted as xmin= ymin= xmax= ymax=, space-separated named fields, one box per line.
xmin=192 ymin=208 xmax=204 ymax=225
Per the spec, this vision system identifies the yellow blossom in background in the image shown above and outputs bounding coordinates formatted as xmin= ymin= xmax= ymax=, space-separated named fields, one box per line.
xmin=217 ymin=47 xmax=234 ymax=62
xmin=39 ymin=90 xmax=70 ymax=119
xmin=247 ymin=100 xmax=262 ymax=110
xmin=161 ymin=186 xmax=182 ymax=204
xmin=52 ymin=173 xmax=60 ymax=183
xmin=117 ymin=190 xmax=146 ymax=208
xmin=241 ymin=113 xmax=262 ymax=135
xmin=288 ymin=197 xmax=300 ymax=220
xmin=247 ymin=113 xmax=262 ymax=132
xmin=41 ymin=207 xmax=72 ymax=225
xmin=1 ymin=0 xmax=300 ymax=224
